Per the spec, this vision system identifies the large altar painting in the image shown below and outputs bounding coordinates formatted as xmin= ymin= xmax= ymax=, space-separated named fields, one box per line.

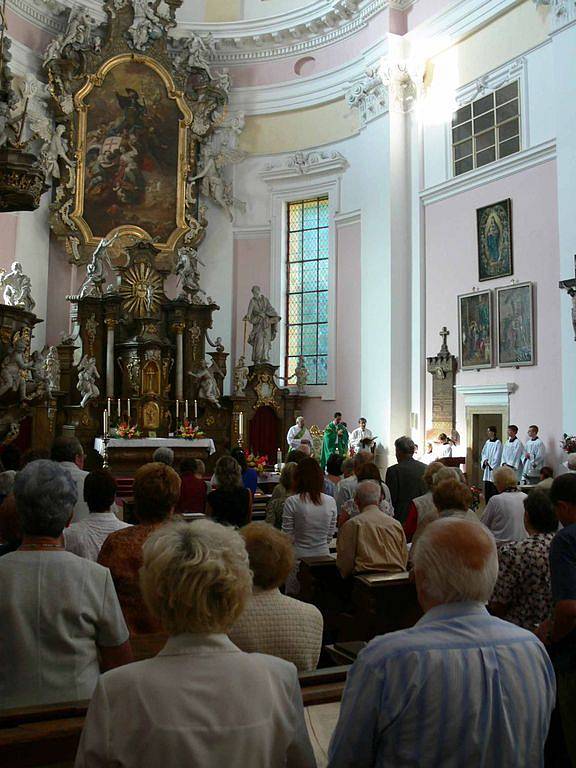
xmin=73 ymin=57 xmax=189 ymax=249
xmin=458 ymin=290 xmax=493 ymax=370
xmin=476 ymin=199 xmax=513 ymax=281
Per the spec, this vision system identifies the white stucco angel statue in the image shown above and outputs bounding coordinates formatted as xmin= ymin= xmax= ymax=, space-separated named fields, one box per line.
xmin=79 ymin=232 xmax=119 ymax=298
xmin=0 ymin=262 xmax=36 ymax=312
xmin=233 ymin=355 xmax=249 ymax=395
xmin=174 ymin=246 xmax=205 ymax=303
xmin=77 ymin=355 xmax=100 ymax=408
xmin=189 ymin=359 xmax=223 ymax=409
xmin=41 ymin=124 xmax=75 ymax=182
xmin=45 ymin=346 xmax=61 ymax=394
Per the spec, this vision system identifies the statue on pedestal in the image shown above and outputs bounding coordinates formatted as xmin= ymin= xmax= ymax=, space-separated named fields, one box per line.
xmin=233 ymin=355 xmax=249 ymax=395
xmin=174 ymin=247 xmax=206 ymax=303
xmin=294 ymin=356 xmax=308 ymax=394
xmin=77 ymin=354 xmax=100 ymax=408
xmin=189 ymin=359 xmax=223 ymax=409
xmin=0 ymin=262 xmax=36 ymax=312
xmin=45 ymin=346 xmax=61 ymax=394
xmin=79 ymin=233 xmax=119 ymax=298
xmin=243 ymin=286 xmax=280 ymax=364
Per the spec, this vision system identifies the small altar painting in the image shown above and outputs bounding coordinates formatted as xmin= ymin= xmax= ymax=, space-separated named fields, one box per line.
xmin=81 ymin=60 xmax=181 ymax=243
xmin=142 ymin=401 xmax=160 ymax=430
xmin=458 ymin=290 xmax=493 ymax=370
xmin=476 ymin=199 xmax=513 ymax=282
xmin=497 ymin=282 xmax=535 ymax=367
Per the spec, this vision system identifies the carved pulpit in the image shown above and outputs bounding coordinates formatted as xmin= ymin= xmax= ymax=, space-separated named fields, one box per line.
xmin=426 ymin=327 xmax=458 ymax=437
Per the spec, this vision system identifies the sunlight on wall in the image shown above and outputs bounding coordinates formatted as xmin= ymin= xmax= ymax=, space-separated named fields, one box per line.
xmin=418 ymin=45 xmax=459 ymax=127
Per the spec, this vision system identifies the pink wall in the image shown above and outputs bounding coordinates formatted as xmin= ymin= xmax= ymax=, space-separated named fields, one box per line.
xmin=0 ymin=215 xmax=19 ymax=270
xmin=301 ymin=220 xmax=362 ymax=430
xmin=46 ymin=238 xmax=75 ymax=345
xmin=5 ymin=8 xmax=52 ymax=53
xmin=425 ymin=159 xmax=562 ymax=464
xmin=405 ymin=0 xmax=453 ymax=32
xmin=232 ymin=235 xmax=272 ymax=361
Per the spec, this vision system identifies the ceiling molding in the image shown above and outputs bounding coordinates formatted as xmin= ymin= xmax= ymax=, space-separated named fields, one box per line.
xmin=260 ymin=150 xmax=349 ymax=183
xmin=230 ymin=38 xmax=387 ymax=114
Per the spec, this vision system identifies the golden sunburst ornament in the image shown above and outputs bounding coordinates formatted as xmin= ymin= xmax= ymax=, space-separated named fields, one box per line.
xmin=119 ymin=262 xmax=163 ymax=317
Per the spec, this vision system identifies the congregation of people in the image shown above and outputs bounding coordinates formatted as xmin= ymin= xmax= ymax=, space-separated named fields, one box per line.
xmin=1 ymin=419 xmax=576 ymax=767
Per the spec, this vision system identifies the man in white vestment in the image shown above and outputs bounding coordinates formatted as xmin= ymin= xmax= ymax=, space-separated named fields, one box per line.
xmin=522 ymin=425 xmax=546 ymax=485
xmin=350 ymin=418 xmax=374 ymax=453
xmin=481 ymin=426 xmax=503 ymax=503
xmin=501 ymin=424 xmax=525 ymax=481
xmin=286 ymin=416 xmax=312 ymax=452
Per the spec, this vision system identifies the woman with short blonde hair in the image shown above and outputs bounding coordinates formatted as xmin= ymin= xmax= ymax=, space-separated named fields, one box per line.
xmin=76 ymin=519 xmax=316 ymax=768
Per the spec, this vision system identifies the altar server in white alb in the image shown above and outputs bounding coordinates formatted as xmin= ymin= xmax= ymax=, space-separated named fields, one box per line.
xmin=522 ymin=425 xmax=546 ymax=485
xmin=501 ymin=424 xmax=525 ymax=480
xmin=286 ymin=416 xmax=312 ymax=452
xmin=437 ymin=433 xmax=453 ymax=459
xmin=350 ymin=418 xmax=374 ymax=453
xmin=481 ymin=426 xmax=503 ymax=504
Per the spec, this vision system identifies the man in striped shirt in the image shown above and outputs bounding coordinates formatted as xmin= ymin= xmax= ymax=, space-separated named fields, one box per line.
xmin=328 ymin=518 xmax=555 ymax=768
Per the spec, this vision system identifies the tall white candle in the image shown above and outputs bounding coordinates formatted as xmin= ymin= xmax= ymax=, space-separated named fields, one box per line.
xmin=194 ymin=399 xmax=198 ymax=419
xmin=127 ymin=399 xmax=131 ymax=419
xmin=185 ymin=399 xmax=189 ymax=418
xmin=107 ymin=398 xmax=111 ymax=417
xmin=117 ymin=398 xmax=121 ymax=418
xmin=103 ymin=410 xmax=108 ymax=435
xmin=239 ymin=412 xmax=244 ymax=435
xmin=176 ymin=400 xmax=179 ymax=419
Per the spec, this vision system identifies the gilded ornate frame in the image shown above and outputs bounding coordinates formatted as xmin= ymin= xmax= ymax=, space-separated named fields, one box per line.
xmin=71 ymin=53 xmax=192 ymax=253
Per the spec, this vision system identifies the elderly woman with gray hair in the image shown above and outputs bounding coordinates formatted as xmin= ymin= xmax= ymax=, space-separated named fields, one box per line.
xmin=0 ymin=460 xmax=132 ymax=709
xmin=75 ymin=519 xmax=316 ymax=768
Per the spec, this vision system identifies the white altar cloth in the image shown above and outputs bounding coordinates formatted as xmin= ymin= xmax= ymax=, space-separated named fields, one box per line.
xmin=94 ymin=437 xmax=216 ymax=455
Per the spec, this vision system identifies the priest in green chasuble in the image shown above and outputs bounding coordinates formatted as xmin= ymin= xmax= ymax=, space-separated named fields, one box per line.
xmin=320 ymin=412 xmax=349 ymax=469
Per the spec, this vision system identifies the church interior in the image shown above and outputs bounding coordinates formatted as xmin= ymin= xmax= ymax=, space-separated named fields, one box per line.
xmin=1 ymin=0 xmax=576 ymax=765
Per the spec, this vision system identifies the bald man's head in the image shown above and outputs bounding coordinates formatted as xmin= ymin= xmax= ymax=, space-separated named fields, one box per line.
xmin=412 ymin=518 xmax=497 ymax=612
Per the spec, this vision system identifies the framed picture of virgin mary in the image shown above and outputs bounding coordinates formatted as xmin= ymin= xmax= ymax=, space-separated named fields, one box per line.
xmin=476 ymin=199 xmax=513 ymax=282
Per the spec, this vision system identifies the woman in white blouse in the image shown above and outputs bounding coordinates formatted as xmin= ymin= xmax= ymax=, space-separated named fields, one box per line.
xmin=0 ymin=460 xmax=131 ymax=709
xmin=75 ymin=519 xmax=316 ymax=768
xmin=282 ymin=457 xmax=337 ymax=595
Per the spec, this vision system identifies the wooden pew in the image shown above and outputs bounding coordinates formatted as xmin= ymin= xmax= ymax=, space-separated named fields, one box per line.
xmin=350 ymin=571 xmax=422 ymax=638
xmin=0 ymin=667 xmax=350 ymax=768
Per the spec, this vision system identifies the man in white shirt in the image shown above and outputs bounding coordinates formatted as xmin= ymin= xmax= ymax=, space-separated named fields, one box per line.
xmin=64 ymin=469 xmax=131 ymax=561
xmin=350 ymin=418 xmax=374 ymax=453
xmin=523 ymin=424 xmax=546 ymax=485
xmin=480 ymin=426 xmax=503 ymax=503
xmin=51 ymin=435 xmax=89 ymax=522
xmin=501 ymin=424 xmax=525 ymax=481
xmin=286 ymin=416 xmax=312 ymax=451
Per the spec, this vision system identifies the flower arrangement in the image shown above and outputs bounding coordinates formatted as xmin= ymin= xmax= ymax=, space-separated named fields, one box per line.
xmin=176 ymin=421 xmax=205 ymax=440
xmin=114 ymin=422 xmax=141 ymax=440
xmin=561 ymin=434 xmax=576 ymax=454
xmin=244 ymin=449 xmax=268 ymax=473
xmin=469 ymin=484 xmax=482 ymax=512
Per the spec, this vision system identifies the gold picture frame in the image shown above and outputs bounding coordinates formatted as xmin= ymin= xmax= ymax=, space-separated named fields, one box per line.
xmin=71 ymin=53 xmax=192 ymax=253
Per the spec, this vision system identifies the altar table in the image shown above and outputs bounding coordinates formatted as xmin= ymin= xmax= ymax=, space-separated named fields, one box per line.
xmin=94 ymin=437 xmax=216 ymax=477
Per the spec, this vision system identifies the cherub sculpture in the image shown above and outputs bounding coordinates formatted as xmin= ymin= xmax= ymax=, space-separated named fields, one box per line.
xmin=0 ymin=339 xmax=34 ymax=399
xmin=0 ymin=262 xmax=36 ymax=312
xmin=233 ymin=355 xmax=249 ymax=395
xmin=77 ymin=355 xmax=100 ymax=408
xmin=189 ymin=359 xmax=223 ymax=409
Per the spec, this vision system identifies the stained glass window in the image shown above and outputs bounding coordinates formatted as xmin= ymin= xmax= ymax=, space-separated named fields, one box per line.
xmin=285 ymin=197 xmax=329 ymax=385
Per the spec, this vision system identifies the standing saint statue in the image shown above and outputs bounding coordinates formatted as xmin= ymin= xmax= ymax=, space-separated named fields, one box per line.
xmin=77 ymin=355 xmax=100 ymax=408
xmin=320 ymin=412 xmax=349 ymax=469
xmin=243 ymin=285 xmax=280 ymax=364
xmin=79 ymin=233 xmax=119 ymax=298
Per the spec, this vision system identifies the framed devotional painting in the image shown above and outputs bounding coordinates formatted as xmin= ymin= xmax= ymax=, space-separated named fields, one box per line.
xmin=458 ymin=290 xmax=493 ymax=370
xmin=476 ymin=199 xmax=513 ymax=281
xmin=496 ymin=282 xmax=535 ymax=367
